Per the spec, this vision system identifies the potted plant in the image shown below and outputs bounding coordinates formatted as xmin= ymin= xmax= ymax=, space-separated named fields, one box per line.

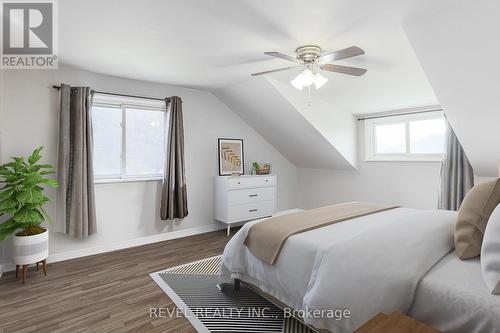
xmin=252 ymin=162 xmax=272 ymax=175
xmin=0 ymin=147 xmax=58 ymax=267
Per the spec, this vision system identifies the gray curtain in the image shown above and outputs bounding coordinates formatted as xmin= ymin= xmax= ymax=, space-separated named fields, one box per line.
xmin=438 ymin=120 xmax=474 ymax=210
xmin=56 ymin=84 xmax=97 ymax=238
xmin=160 ymin=96 xmax=188 ymax=220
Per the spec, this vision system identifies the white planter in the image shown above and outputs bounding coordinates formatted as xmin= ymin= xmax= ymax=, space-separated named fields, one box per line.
xmin=12 ymin=229 xmax=49 ymax=265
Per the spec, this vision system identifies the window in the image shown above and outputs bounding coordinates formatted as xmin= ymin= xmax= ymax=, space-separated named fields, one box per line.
xmin=91 ymin=94 xmax=167 ymax=182
xmin=364 ymin=111 xmax=445 ymax=161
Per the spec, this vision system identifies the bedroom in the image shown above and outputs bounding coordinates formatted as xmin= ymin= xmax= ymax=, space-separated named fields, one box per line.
xmin=0 ymin=0 xmax=499 ymax=332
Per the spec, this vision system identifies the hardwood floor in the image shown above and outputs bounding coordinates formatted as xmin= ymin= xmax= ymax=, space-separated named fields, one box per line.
xmin=0 ymin=229 xmax=234 ymax=333
xmin=354 ymin=312 xmax=441 ymax=333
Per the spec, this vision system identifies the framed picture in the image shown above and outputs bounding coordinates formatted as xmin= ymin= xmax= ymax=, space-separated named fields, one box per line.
xmin=218 ymin=138 xmax=244 ymax=176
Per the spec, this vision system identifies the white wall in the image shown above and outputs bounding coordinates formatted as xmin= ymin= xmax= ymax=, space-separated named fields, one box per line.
xmin=0 ymin=65 xmax=297 ymax=267
xmin=298 ymin=121 xmax=442 ymax=209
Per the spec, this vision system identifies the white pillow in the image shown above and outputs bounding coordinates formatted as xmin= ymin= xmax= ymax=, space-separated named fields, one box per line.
xmin=481 ymin=203 xmax=500 ymax=294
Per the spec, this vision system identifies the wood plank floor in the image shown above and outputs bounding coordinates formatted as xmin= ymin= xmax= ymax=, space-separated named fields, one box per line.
xmin=0 ymin=229 xmax=235 ymax=333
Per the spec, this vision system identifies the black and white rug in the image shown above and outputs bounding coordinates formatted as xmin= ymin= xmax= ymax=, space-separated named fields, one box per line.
xmin=150 ymin=256 xmax=318 ymax=333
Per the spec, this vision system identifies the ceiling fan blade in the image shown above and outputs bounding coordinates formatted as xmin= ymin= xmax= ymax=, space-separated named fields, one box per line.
xmin=320 ymin=46 xmax=365 ymax=63
xmin=320 ymin=64 xmax=367 ymax=76
xmin=264 ymin=52 xmax=301 ymax=63
xmin=251 ymin=66 xmax=301 ymax=76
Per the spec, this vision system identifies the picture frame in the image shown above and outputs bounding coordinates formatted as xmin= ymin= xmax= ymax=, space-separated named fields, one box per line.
xmin=218 ymin=138 xmax=244 ymax=176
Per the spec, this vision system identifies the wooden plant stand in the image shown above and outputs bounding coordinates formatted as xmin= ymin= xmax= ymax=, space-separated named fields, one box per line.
xmin=15 ymin=259 xmax=47 ymax=284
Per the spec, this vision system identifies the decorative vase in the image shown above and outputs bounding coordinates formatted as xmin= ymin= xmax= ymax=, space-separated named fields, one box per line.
xmin=12 ymin=229 xmax=49 ymax=265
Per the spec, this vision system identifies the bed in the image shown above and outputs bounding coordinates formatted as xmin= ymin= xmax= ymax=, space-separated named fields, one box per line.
xmin=219 ymin=205 xmax=500 ymax=333
xmin=410 ymin=253 xmax=500 ymax=332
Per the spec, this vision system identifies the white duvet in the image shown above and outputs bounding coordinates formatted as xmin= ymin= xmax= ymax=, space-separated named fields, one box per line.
xmin=410 ymin=253 xmax=500 ymax=333
xmin=219 ymin=206 xmax=457 ymax=332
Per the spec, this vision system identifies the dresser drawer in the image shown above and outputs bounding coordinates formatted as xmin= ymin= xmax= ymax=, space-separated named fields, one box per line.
xmin=228 ymin=176 xmax=275 ymax=190
xmin=227 ymin=200 xmax=275 ymax=222
xmin=228 ymin=187 xmax=275 ymax=206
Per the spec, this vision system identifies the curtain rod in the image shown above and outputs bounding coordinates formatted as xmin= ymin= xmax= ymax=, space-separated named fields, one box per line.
xmin=52 ymin=85 xmax=168 ymax=102
xmin=356 ymin=107 xmax=443 ymax=121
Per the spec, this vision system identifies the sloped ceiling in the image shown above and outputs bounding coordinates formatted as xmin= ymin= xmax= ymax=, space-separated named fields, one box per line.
xmin=214 ymin=78 xmax=354 ymax=169
xmin=267 ymin=78 xmax=357 ymax=167
xmin=404 ymin=0 xmax=500 ymax=176
xmin=57 ymin=0 xmax=451 ymax=169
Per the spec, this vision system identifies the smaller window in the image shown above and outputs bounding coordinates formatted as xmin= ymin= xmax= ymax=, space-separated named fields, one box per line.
xmin=365 ymin=111 xmax=445 ymax=161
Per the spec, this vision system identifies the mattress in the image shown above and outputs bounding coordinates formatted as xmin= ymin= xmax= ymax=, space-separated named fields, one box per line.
xmin=409 ymin=252 xmax=500 ymax=333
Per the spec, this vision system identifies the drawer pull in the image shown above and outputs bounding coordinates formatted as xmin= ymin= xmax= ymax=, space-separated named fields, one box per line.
xmin=249 ymin=194 xmax=258 ymax=197
xmin=249 ymin=209 xmax=258 ymax=212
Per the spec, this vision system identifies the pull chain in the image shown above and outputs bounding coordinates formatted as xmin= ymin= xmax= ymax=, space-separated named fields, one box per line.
xmin=307 ymin=85 xmax=312 ymax=107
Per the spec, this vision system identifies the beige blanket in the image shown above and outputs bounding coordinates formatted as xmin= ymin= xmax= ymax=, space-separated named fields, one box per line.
xmin=244 ymin=202 xmax=398 ymax=265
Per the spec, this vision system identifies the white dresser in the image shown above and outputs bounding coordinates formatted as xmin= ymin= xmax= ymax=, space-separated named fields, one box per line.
xmin=215 ymin=175 xmax=277 ymax=235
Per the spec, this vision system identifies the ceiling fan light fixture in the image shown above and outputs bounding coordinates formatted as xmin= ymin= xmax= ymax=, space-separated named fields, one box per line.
xmin=291 ymin=69 xmax=328 ymax=90
xmin=252 ymin=45 xmax=366 ymax=82
xmin=291 ymin=69 xmax=315 ymax=90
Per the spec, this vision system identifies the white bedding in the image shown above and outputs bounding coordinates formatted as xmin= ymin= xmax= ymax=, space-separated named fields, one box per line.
xmin=219 ymin=206 xmax=457 ymax=332
xmin=409 ymin=253 xmax=500 ymax=333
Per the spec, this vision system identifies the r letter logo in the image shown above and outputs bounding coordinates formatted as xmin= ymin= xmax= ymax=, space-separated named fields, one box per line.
xmin=1 ymin=0 xmax=58 ymax=68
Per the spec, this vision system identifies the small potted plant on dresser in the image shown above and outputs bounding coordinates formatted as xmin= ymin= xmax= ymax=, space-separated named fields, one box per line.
xmin=0 ymin=147 xmax=58 ymax=283
xmin=252 ymin=162 xmax=272 ymax=175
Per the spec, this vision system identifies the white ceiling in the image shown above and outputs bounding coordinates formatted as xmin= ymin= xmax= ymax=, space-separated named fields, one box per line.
xmin=59 ymin=0 xmax=452 ymax=114
xmin=61 ymin=0 xmax=482 ymax=171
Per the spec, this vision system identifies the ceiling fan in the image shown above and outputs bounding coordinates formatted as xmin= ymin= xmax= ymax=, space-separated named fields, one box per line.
xmin=251 ymin=45 xmax=367 ymax=90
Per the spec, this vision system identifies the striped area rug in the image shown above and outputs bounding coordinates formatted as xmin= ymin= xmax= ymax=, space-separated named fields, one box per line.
xmin=150 ymin=256 xmax=318 ymax=333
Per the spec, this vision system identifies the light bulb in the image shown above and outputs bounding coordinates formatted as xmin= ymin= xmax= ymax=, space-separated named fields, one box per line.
xmin=291 ymin=75 xmax=304 ymax=90
xmin=313 ymin=72 xmax=328 ymax=89
xmin=291 ymin=69 xmax=315 ymax=90
xmin=301 ymin=69 xmax=314 ymax=86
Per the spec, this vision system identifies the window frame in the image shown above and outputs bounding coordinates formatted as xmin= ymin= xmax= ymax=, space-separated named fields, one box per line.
xmin=364 ymin=111 xmax=445 ymax=162
xmin=91 ymin=94 xmax=167 ymax=183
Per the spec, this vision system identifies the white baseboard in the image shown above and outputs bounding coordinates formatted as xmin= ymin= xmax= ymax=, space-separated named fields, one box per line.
xmin=1 ymin=224 xmax=220 ymax=273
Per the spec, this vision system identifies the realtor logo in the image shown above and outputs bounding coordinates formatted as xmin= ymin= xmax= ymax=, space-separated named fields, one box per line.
xmin=1 ymin=0 xmax=58 ymax=68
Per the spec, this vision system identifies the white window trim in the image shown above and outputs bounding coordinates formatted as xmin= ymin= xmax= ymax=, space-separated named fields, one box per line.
xmin=94 ymin=177 xmax=163 ymax=184
xmin=92 ymin=94 xmax=167 ymax=183
xmin=364 ymin=111 xmax=445 ymax=162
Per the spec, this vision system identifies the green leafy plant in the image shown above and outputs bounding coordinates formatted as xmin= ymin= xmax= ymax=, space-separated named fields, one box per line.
xmin=0 ymin=147 xmax=58 ymax=240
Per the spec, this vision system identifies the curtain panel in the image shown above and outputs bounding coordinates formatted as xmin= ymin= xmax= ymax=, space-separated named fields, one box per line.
xmin=56 ymin=84 xmax=97 ymax=238
xmin=161 ymin=96 xmax=188 ymax=220
xmin=438 ymin=120 xmax=474 ymax=211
